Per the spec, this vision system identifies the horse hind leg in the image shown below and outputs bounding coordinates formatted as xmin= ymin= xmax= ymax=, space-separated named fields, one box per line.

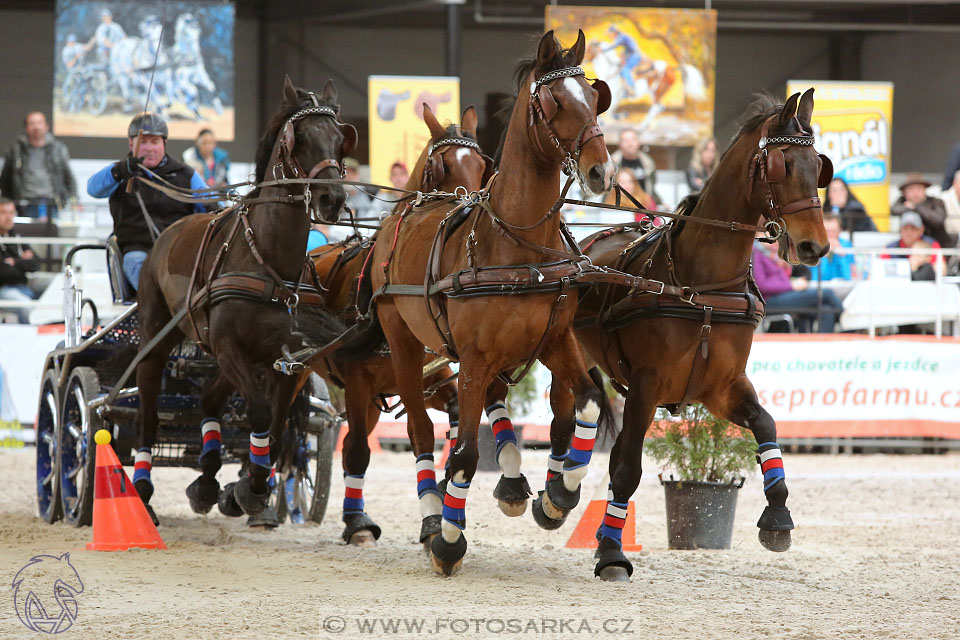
xmin=712 ymin=375 xmax=794 ymax=552
xmin=339 ymin=369 xmax=383 ymax=548
xmin=484 ymin=379 xmax=532 ymax=517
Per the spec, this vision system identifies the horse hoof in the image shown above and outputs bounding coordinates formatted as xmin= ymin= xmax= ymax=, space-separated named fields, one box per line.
xmin=186 ymin=476 xmax=220 ymax=515
xmin=597 ymin=566 xmax=631 ymax=582
xmin=218 ymin=482 xmax=244 ymax=518
xmin=758 ymin=528 xmax=792 ymax=552
xmin=233 ymin=476 xmax=269 ymax=516
xmin=246 ymin=506 xmax=280 ymax=530
xmin=419 ymin=514 xmax=442 ymax=551
xmin=341 ymin=512 xmax=382 ymax=544
xmin=531 ymin=491 xmax=568 ymax=531
xmin=144 ymin=504 xmax=159 ymax=527
xmin=493 ymin=475 xmax=532 ymax=517
xmin=349 ymin=530 xmax=377 ymax=548
xmin=430 ymin=533 xmax=467 ymax=577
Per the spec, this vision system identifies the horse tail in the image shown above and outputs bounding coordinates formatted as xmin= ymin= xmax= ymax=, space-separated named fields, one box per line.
xmin=588 ymin=365 xmax=619 ymax=444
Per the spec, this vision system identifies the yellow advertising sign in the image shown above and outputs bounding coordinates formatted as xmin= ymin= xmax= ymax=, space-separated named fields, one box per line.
xmin=545 ymin=6 xmax=716 ymax=146
xmin=787 ymin=80 xmax=894 ymax=230
xmin=368 ymin=75 xmax=460 ymax=191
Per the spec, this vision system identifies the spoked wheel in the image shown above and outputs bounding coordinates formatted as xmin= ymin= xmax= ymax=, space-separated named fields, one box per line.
xmin=59 ymin=367 xmax=101 ymax=527
xmin=36 ymin=368 xmax=62 ymax=523
xmin=277 ymin=420 xmax=339 ymax=525
xmin=88 ymin=72 xmax=108 ymax=116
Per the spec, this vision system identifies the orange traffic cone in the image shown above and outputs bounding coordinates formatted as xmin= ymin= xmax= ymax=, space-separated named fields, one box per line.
xmin=565 ymin=500 xmax=643 ymax=552
xmin=335 ymin=423 xmax=382 ymax=454
xmin=86 ymin=430 xmax=166 ymax=551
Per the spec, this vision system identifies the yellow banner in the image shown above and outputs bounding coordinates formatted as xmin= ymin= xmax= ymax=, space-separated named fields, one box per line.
xmin=368 ymin=75 xmax=460 ymax=191
xmin=787 ymin=80 xmax=894 ymax=230
xmin=545 ymin=6 xmax=716 ymax=147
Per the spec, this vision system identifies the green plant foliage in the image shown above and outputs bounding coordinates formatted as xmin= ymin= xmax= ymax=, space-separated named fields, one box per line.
xmin=645 ymin=404 xmax=757 ymax=483
xmin=506 ymin=363 xmax=540 ymax=418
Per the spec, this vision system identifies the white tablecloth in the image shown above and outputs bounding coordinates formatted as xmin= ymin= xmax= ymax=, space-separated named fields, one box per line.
xmin=840 ymin=280 xmax=960 ymax=330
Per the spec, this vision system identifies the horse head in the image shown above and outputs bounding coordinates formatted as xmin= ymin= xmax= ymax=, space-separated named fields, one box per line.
xmin=266 ymin=75 xmax=356 ymax=223
xmin=418 ymin=104 xmax=493 ymax=194
xmin=526 ymin=30 xmax=616 ymax=196
xmin=745 ymin=89 xmax=831 ymax=266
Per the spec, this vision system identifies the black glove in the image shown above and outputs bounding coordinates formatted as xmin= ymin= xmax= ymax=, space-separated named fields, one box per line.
xmin=112 ymin=156 xmax=144 ymax=181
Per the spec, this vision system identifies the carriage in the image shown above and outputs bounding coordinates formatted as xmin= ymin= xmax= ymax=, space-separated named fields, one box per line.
xmin=34 ymin=239 xmax=340 ymax=528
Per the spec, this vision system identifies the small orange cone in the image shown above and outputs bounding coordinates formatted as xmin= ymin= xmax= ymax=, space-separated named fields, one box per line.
xmin=565 ymin=500 xmax=643 ymax=552
xmin=436 ymin=438 xmax=452 ymax=470
xmin=86 ymin=430 xmax=167 ymax=551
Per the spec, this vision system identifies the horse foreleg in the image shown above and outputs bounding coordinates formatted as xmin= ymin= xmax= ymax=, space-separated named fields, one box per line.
xmin=484 ymin=379 xmax=531 ymax=517
xmin=533 ymin=331 xmax=607 ymax=531
xmin=185 ymin=373 xmax=231 ymax=515
xmin=709 ymin=374 xmax=794 ymax=552
xmin=338 ymin=365 xmax=382 ymax=547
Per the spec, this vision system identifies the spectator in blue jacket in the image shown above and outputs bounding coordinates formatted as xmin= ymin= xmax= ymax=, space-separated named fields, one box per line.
xmin=812 ymin=213 xmax=855 ymax=281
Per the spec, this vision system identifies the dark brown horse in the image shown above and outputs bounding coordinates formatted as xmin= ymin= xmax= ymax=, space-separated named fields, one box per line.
xmin=575 ymin=90 xmax=832 ymax=580
xmin=302 ymin=104 xmax=492 ymax=547
xmin=370 ymin=30 xmax=617 ymax=575
xmin=132 ymin=76 xmax=357 ymax=520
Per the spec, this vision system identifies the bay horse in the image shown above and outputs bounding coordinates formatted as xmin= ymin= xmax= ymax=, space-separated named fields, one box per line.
xmin=132 ymin=76 xmax=358 ymax=521
xmin=370 ymin=30 xmax=617 ymax=575
xmin=302 ymin=103 xmax=495 ymax=547
xmin=575 ymin=90 xmax=832 ymax=580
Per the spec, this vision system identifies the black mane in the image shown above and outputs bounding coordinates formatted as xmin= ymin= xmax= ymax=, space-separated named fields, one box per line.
xmin=253 ymin=88 xmax=341 ymax=189
xmin=493 ymin=40 xmax=582 ymax=167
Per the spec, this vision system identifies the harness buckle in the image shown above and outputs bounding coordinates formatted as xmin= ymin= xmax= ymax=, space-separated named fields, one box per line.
xmin=681 ymin=289 xmax=697 ymax=306
xmin=649 ymin=279 xmax=665 ymax=295
xmin=286 ymin=292 xmax=300 ymax=309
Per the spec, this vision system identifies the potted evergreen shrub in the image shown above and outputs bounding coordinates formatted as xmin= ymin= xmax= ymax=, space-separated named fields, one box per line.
xmin=646 ymin=404 xmax=756 ymax=550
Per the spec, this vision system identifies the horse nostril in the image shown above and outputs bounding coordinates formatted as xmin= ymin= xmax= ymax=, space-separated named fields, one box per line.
xmin=589 ymin=165 xmax=603 ymax=184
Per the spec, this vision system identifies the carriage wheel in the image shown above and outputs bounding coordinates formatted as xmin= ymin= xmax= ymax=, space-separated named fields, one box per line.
xmin=277 ymin=420 xmax=338 ymax=525
xmin=59 ymin=367 xmax=101 ymax=527
xmin=36 ymin=368 xmax=62 ymax=523
xmin=63 ymin=73 xmax=83 ymax=113
xmin=88 ymin=73 xmax=108 ymax=116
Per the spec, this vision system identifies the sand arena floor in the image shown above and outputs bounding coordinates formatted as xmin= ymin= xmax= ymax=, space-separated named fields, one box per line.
xmin=1 ymin=447 xmax=958 ymax=639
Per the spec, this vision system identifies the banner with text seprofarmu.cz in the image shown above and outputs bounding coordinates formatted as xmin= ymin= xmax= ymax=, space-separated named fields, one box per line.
xmin=747 ymin=335 xmax=960 ymax=438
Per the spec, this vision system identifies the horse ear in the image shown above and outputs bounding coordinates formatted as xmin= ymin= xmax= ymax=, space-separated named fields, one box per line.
xmin=537 ymin=30 xmax=561 ymax=69
xmin=340 ymin=123 xmax=358 ymax=157
xmin=322 ymin=79 xmax=338 ymax=104
xmin=797 ymin=87 xmax=815 ymax=127
xmin=571 ymin=29 xmax=586 ymax=65
xmin=422 ymin=103 xmax=447 ymax=139
xmin=281 ymin=74 xmax=299 ymax=107
xmin=461 ymin=105 xmax=478 ymax=136
xmin=779 ymin=92 xmax=800 ymax=128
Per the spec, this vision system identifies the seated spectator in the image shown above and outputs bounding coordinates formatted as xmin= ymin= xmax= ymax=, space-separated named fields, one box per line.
xmin=891 ymin=173 xmax=955 ymax=248
xmin=605 ymin=168 xmax=655 ymax=222
xmin=940 ymin=169 xmax=960 ymax=239
xmin=752 ymin=240 xmax=842 ymax=333
xmin=343 ymin=158 xmax=375 ymax=219
xmin=823 ymin=177 xmax=875 ymax=232
xmin=389 ymin=162 xmax=409 ymax=191
xmin=611 ymin=128 xmax=659 ymax=204
xmin=813 ymin=212 xmax=854 ymax=281
xmin=182 ymin=128 xmax=230 ymax=189
xmin=0 ymin=197 xmax=38 ymax=323
xmin=884 ymin=211 xmax=943 ymax=280
xmin=685 ymin=137 xmax=717 ymax=193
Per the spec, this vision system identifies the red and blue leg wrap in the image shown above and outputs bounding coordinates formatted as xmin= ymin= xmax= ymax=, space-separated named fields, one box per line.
xmin=442 ymin=479 xmax=469 ymax=531
xmin=565 ymin=418 xmax=598 ymax=469
xmin=546 ymin=452 xmax=567 ymax=484
xmin=485 ymin=403 xmax=517 ymax=457
xmin=600 ymin=498 xmax=629 ymax=549
xmin=199 ymin=418 xmax=221 ymax=463
xmin=343 ymin=473 xmax=365 ymax=515
xmin=416 ymin=453 xmax=440 ymax=498
xmin=249 ymin=431 xmax=271 ymax=469
xmin=133 ymin=448 xmax=152 ymax=486
xmin=757 ymin=442 xmax=785 ymax=492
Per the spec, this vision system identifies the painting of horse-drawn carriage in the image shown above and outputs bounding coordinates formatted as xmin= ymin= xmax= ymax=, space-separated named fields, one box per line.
xmin=53 ymin=0 xmax=234 ymax=140
xmin=546 ymin=5 xmax=716 ymax=146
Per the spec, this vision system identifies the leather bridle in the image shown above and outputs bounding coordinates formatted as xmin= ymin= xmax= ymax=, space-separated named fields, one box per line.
xmin=273 ymin=93 xmax=350 ymax=182
xmin=422 ymin=134 xmax=494 ymax=193
xmin=527 ymin=66 xmax=608 ymax=177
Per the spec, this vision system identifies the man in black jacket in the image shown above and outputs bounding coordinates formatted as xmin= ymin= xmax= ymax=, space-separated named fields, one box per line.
xmin=87 ymin=112 xmax=206 ymax=290
xmin=0 ymin=197 xmax=39 ymax=323
xmin=0 ymin=111 xmax=77 ymax=220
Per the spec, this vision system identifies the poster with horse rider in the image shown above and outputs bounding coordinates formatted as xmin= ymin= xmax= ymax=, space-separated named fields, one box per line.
xmin=53 ymin=0 xmax=235 ymax=140
xmin=545 ymin=5 xmax=716 ymax=147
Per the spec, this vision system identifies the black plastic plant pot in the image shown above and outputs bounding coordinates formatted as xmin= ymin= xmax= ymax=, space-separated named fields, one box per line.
xmin=660 ymin=475 xmax=744 ymax=550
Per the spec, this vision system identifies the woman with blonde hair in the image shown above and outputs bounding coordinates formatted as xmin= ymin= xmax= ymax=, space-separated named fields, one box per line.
xmin=686 ymin=136 xmax=717 ymax=192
